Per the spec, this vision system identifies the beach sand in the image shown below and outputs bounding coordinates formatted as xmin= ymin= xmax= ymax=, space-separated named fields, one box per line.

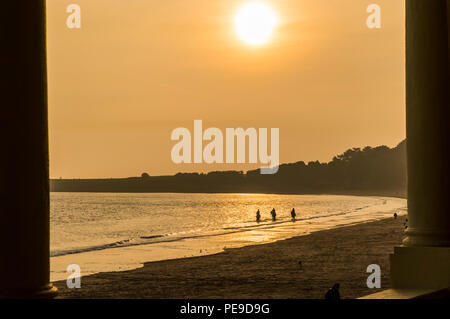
xmin=54 ymin=215 xmax=406 ymax=299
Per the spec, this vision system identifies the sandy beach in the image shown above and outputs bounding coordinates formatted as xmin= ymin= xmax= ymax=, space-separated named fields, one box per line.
xmin=54 ymin=215 xmax=406 ymax=299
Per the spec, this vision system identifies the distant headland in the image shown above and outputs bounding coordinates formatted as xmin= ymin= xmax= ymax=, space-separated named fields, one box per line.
xmin=51 ymin=140 xmax=406 ymax=198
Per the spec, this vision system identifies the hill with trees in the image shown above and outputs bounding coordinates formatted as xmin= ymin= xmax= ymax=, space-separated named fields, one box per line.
xmin=51 ymin=140 xmax=406 ymax=197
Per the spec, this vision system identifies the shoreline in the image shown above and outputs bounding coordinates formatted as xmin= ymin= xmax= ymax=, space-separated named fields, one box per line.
xmin=50 ymin=190 xmax=406 ymax=199
xmin=54 ymin=215 xmax=407 ymax=299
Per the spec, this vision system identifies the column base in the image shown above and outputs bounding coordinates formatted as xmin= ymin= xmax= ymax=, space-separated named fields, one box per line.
xmin=402 ymin=227 xmax=450 ymax=247
xmin=390 ymin=246 xmax=450 ymax=289
xmin=0 ymin=283 xmax=58 ymax=299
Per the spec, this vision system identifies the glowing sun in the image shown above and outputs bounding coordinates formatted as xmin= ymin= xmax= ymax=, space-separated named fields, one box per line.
xmin=234 ymin=2 xmax=278 ymax=46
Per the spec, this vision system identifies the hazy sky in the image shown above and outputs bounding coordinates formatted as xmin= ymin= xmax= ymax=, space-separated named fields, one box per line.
xmin=47 ymin=0 xmax=405 ymax=178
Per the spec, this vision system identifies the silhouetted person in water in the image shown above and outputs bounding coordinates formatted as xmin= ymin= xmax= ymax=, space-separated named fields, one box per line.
xmin=271 ymin=208 xmax=276 ymax=221
xmin=325 ymin=283 xmax=340 ymax=300
xmin=256 ymin=209 xmax=261 ymax=223
xmin=394 ymin=212 xmax=398 ymax=219
xmin=291 ymin=208 xmax=296 ymax=221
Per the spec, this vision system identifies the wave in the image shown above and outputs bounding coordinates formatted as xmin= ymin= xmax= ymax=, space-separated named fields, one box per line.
xmin=221 ymin=210 xmax=350 ymax=230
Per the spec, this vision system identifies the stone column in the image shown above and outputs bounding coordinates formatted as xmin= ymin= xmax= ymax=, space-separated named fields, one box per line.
xmin=0 ymin=1 xmax=57 ymax=297
xmin=390 ymin=0 xmax=450 ymax=290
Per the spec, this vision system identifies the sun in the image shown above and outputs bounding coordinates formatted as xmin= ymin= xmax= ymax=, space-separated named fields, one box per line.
xmin=234 ymin=2 xmax=278 ymax=46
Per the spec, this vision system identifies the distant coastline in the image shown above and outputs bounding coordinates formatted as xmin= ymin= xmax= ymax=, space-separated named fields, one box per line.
xmin=51 ymin=140 xmax=406 ymax=198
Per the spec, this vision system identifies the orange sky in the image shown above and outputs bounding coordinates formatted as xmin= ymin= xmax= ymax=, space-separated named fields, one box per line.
xmin=47 ymin=0 xmax=405 ymax=178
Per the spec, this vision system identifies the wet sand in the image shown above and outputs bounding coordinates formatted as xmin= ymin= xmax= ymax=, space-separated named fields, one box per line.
xmin=54 ymin=216 xmax=406 ymax=299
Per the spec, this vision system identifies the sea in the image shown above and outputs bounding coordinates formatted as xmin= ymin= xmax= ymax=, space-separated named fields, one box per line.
xmin=50 ymin=192 xmax=407 ymax=281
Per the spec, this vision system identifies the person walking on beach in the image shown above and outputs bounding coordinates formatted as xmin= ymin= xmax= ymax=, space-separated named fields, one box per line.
xmin=271 ymin=208 xmax=276 ymax=221
xmin=394 ymin=212 xmax=398 ymax=219
xmin=325 ymin=283 xmax=340 ymax=300
xmin=291 ymin=208 xmax=296 ymax=221
xmin=256 ymin=209 xmax=261 ymax=223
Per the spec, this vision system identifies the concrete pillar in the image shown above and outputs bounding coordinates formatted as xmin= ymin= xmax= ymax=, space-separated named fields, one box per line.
xmin=390 ymin=0 xmax=450 ymax=290
xmin=0 ymin=1 xmax=57 ymax=297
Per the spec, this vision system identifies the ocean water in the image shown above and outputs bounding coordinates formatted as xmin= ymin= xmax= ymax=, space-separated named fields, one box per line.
xmin=50 ymin=193 xmax=407 ymax=281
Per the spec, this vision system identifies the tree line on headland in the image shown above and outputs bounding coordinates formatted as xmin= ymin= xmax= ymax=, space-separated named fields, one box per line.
xmin=51 ymin=140 xmax=406 ymax=197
